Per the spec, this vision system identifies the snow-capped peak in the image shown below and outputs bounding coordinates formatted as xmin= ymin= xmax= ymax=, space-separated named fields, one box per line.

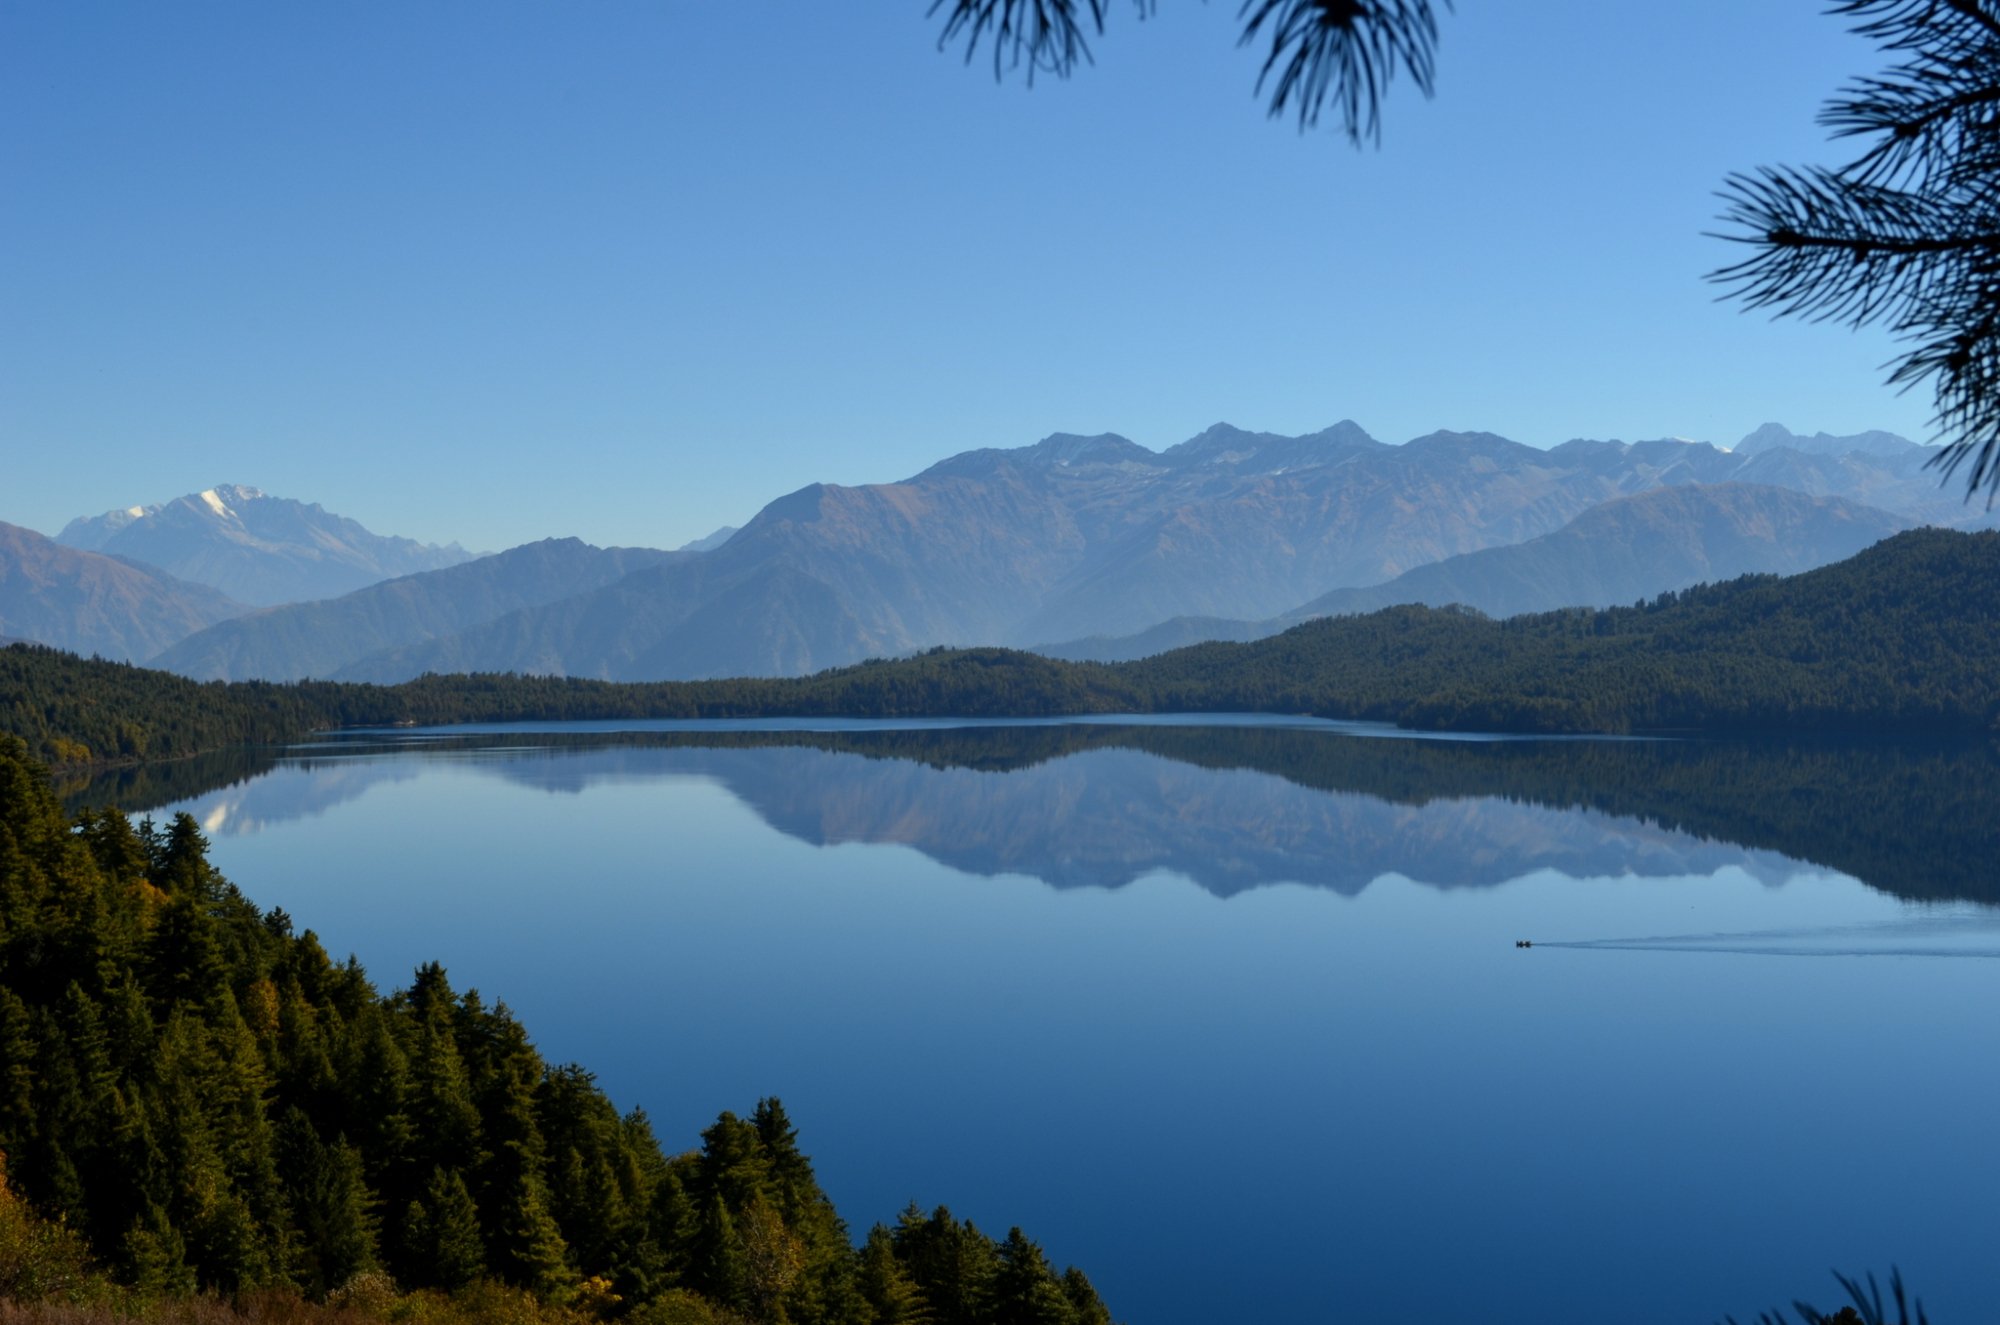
xmin=194 ymin=485 xmax=265 ymax=520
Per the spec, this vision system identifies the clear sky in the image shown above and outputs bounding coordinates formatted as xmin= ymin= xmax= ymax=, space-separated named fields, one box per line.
xmin=0 ymin=2 xmax=1935 ymax=553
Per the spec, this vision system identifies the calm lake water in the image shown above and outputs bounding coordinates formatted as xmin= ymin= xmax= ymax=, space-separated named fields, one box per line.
xmin=78 ymin=718 xmax=2000 ymax=1324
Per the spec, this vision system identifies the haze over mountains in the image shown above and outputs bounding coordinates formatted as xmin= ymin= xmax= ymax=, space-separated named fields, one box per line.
xmin=1039 ymin=483 xmax=1916 ymax=662
xmin=0 ymin=522 xmax=248 ymax=662
xmin=4 ymin=420 xmax=1981 ymax=682
xmin=57 ymin=484 xmax=476 ymax=605
xmin=327 ymin=421 xmax=1967 ymax=683
xmin=152 ymin=539 xmax=682 ymax=682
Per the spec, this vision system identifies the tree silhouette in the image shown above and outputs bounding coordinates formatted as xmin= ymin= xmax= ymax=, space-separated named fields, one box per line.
xmin=929 ymin=0 xmax=1452 ymax=143
xmin=1723 ymin=1266 xmax=1929 ymax=1325
xmin=1713 ymin=0 xmax=2000 ymax=503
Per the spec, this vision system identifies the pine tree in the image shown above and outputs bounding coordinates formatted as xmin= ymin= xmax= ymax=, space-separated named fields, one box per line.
xmin=688 ymin=1193 xmax=749 ymax=1315
xmin=604 ymin=1108 xmax=674 ymax=1304
xmin=401 ymin=1166 xmax=485 ymax=1290
xmin=857 ymin=1224 xmax=932 ymax=1325
xmin=751 ymin=1098 xmax=810 ymax=1222
xmin=991 ymin=1228 xmax=1075 ymax=1325
xmin=891 ymin=1205 xmax=998 ymax=1325
xmin=123 ymin=1203 xmax=196 ymax=1296
xmin=405 ymin=1018 xmax=481 ymax=1179
xmin=0 ymin=987 xmax=35 ymax=1148
xmin=339 ymin=1008 xmax=415 ymax=1207
xmin=152 ymin=814 xmax=212 ymax=897
xmin=695 ymin=1112 xmax=771 ymax=1213
xmin=495 ymin=1172 xmax=576 ymax=1300
xmin=275 ymin=1109 xmax=379 ymax=1296
xmin=1058 ymin=1268 xmax=1110 ymax=1325
xmin=74 ymin=808 xmax=148 ymax=893
xmin=142 ymin=889 xmax=230 ymax=1016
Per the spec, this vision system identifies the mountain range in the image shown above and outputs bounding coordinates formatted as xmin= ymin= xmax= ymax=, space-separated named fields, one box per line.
xmin=8 ymin=420 xmax=1985 ymax=682
xmin=1037 ymin=482 xmax=1916 ymax=661
xmin=56 ymin=484 xmax=476 ymax=606
xmin=270 ymin=421 xmax=1976 ymax=683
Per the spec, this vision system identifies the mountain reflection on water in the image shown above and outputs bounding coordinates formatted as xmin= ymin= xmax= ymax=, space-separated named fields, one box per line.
xmin=66 ymin=721 xmax=2000 ymax=906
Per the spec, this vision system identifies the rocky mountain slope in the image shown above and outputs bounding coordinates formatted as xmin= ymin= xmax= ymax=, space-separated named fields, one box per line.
xmin=1297 ymin=482 xmax=1914 ymax=618
xmin=152 ymin=538 xmax=681 ymax=681
xmin=1733 ymin=422 xmax=1929 ymax=460
xmin=367 ymin=423 xmax=1972 ymax=681
xmin=58 ymin=484 xmax=476 ymax=605
xmin=1038 ymin=483 xmax=1915 ymax=661
xmin=0 ymin=521 xmax=248 ymax=661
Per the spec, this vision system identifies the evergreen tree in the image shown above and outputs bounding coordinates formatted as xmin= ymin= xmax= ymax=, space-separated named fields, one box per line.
xmin=752 ymin=1098 xmax=812 ymax=1224
xmin=0 ymin=987 xmax=35 ymax=1146
xmin=1059 ymin=1268 xmax=1111 ymax=1325
xmin=143 ymin=888 xmax=230 ymax=1016
xmin=152 ymin=813 xmax=212 ymax=896
xmin=688 ymin=1193 xmax=749 ymax=1315
xmin=75 ymin=806 xmax=149 ymax=886
xmin=991 ymin=1228 xmax=1075 ymax=1325
xmin=857 ymin=1224 xmax=932 ymax=1325
xmin=122 ymin=1203 xmax=196 ymax=1296
xmin=401 ymin=1166 xmax=485 ymax=1291
xmin=275 ymin=1109 xmax=379 ymax=1296
xmin=891 ymin=1205 xmax=998 ymax=1325
xmin=495 ymin=1174 xmax=576 ymax=1301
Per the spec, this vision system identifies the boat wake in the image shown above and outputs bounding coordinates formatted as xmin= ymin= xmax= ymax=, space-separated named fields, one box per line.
xmin=1526 ymin=914 xmax=2000 ymax=958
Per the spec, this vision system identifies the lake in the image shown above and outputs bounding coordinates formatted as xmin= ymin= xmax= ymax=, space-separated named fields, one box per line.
xmin=74 ymin=718 xmax=2000 ymax=1324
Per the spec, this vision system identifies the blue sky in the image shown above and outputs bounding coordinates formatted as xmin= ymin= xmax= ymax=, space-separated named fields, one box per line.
xmin=0 ymin=2 xmax=1933 ymax=552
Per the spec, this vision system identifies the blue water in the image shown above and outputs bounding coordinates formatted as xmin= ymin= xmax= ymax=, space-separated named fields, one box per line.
xmin=127 ymin=722 xmax=2000 ymax=1324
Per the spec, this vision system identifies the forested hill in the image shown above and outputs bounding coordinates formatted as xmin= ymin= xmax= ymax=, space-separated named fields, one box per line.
xmin=4 ymin=529 xmax=1997 ymax=761
xmin=1121 ymin=526 xmax=2000 ymax=734
xmin=0 ymin=735 xmax=1117 ymax=1323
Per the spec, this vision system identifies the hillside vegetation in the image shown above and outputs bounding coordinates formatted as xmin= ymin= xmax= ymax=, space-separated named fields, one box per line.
xmin=3 ymin=531 xmax=1996 ymax=767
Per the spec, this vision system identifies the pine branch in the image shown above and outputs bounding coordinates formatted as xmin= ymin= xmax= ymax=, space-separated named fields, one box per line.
xmin=1238 ymin=0 xmax=1449 ymax=143
xmin=928 ymin=0 xmax=1450 ymax=144
xmin=1713 ymin=0 xmax=2000 ymax=502
xmin=929 ymin=0 xmax=1112 ymax=83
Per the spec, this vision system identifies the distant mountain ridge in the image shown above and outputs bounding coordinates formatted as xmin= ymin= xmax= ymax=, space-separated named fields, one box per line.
xmin=0 ymin=521 xmax=248 ymax=661
xmin=1038 ymin=483 xmax=1915 ymax=661
xmin=345 ymin=421 xmax=1982 ymax=683
xmin=1732 ymin=422 xmax=1926 ymax=460
xmin=83 ymin=419 xmax=1989 ymax=685
xmin=152 ymin=538 xmax=682 ymax=681
xmin=58 ymin=484 xmax=477 ymax=606
xmin=677 ymin=526 xmax=738 ymax=553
